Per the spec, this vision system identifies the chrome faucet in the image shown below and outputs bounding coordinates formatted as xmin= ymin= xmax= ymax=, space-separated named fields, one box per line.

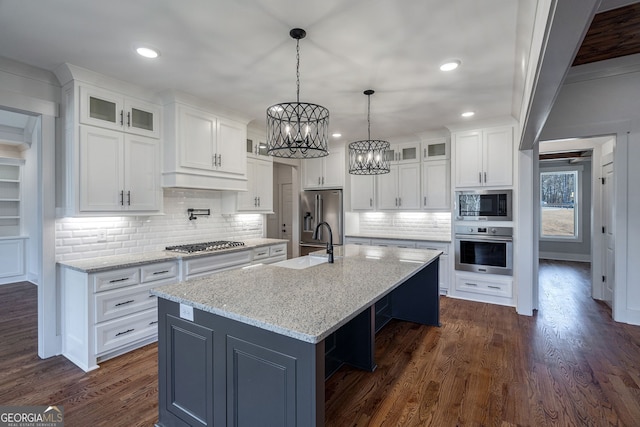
xmin=312 ymin=221 xmax=334 ymax=263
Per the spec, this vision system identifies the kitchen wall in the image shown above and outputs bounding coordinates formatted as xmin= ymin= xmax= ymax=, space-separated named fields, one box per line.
xmin=345 ymin=211 xmax=451 ymax=241
xmin=55 ymin=188 xmax=264 ymax=262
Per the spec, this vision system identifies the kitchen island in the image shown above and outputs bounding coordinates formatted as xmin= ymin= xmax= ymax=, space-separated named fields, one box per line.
xmin=151 ymin=244 xmax=441 ymax=427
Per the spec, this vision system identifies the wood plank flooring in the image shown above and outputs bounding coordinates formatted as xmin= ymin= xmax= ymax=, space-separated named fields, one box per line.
xmin=1 ymin=260 xmax=639 ymax=426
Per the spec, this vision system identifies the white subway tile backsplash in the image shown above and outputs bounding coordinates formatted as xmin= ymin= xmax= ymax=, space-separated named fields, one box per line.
xmin=55 ymin=188 xmax=264 ymax=262
xmin=356 ymin=211 xmax=451 ymax=240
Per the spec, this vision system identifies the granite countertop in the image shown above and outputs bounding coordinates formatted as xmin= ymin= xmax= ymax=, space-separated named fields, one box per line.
xmin=151 ymin=244 xmax=442 ymax=344
xmin=346 ymin=233 xmax=451 ymax=243
xmin=57 ymin=238 xmax=288 ymax=273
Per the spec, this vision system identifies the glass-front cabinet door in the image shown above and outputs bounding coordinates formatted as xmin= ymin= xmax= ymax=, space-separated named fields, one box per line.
xmin=80 ymin=85 xmax=160 ymax=138
xmin=384 ymin=141 xmax=420 ymax=164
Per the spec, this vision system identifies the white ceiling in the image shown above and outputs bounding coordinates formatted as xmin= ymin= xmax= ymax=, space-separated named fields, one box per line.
xmin=0 ymin=0 xmax=524 ymax=142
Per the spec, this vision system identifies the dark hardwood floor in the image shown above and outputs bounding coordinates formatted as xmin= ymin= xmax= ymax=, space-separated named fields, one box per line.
xmin=1 ymin=260 xmax=639 ymax=426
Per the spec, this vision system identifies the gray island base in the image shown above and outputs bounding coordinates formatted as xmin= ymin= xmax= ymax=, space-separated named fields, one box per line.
xmin=152 ymin=244 xmax=441 ymax=426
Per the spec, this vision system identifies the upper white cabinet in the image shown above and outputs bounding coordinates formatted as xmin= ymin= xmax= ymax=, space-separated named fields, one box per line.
xmin=246 ymin=138 xmax=270 ymax=159
xmin=79 ymin=126 xmax=161 ymax=212
xmin=376 ymin=163 xmax=421 ymax=210
xmin=163 ymin=102 xmax=248 ymax=191
xmin=80 ymin=85 xmax=160 ymax=139
xmin=59 ymin=76 xmax=162 ymax=216
xmin=422 ymin=160 xmax=450 ymax=210
xmin=225 ymin=157 xmax=273 ymax=213
xmin=384 ymin=141 xmax=421 ymax=164
xmin=421 ymin=138 xmax=449 ymax=161
xmin=350 ymin=174 xmax=375 ymax=210
xmin=302 ymin=145 xmax=345 ymax=189
xmin=453 ymin=125 xmax=513 ymax=188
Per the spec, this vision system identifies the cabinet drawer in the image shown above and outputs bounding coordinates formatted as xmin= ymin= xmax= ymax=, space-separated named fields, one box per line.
xmin=184 ymin=250 xmax=252 ymax=279
xmin=93 ymin=268 xmax=140 ymax=292
xmin=253 ymin=247 xmax=270 ymax=261
xmin=140 ymin=261 xmax=178 ymax=283
xmin=269 ymin=244 xmax=287 ymax=257
xmin=455 ymin=275 xmax=512 ymax=298
xmin=95 ymin=308 xmax=158 ymax=355
xmin=95 ymin=282 xmax=158 ymax=323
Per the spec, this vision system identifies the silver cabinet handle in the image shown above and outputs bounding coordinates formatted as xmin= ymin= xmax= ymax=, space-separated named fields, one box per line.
xmin=424 ymin=196 xmax=427 ymax=206
xmin=398 ymin=197 xmax=401 ymax=207
xmin=465 ymin=282 xmax=478 ymax=287
xmin=120 ymin=190 xmax=124 ymax=206
xmin=127 ymin=190 xmax=131 ymax=206
xmin=484 ymin=171 xmax=487 ymax=183
xmin=395 ymin=197 xmax=398 ymax=207
xmin=322 ymin=176 xmax=325 ymax=185
xmin=218 ymin=154 xmax=222 ymax=167
xmin=479 ymin=172 xmax=482 ymax=183
xmin=370 ymin=198 xmax=373 ymax=207
xmin=115 ymin=328 xmax=135 ymax=337
xmin=254 ymin=197 xmax=258 ymax=207
xmin=119 ymin=110 xmax=124 ymax=126
xmin=318 ymin=177 xmax=321 ymax=185
xmin=424 ymin=148 xmax=426 ymax=158
xmin=126 ymin=111 xmax=131 ymax=127
xmin=152 ymin=270 xmax=170 ymax=275
xmin=257 ymin=197 xmax=260 ymax=207
xmin=212 ymin=155 xmax=217 ymax=167
xmin=488 ymin=285 xmax=501 ymax=290
xmin=109 ymin=277 xmax=129 ymax=284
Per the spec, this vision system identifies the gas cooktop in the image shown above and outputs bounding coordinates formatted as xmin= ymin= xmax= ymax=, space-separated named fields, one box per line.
xmin=165 ymin=241 xmax=245 ymax=254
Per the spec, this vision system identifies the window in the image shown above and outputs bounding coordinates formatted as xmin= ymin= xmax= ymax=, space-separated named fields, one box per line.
xmin=540 ymin=169 xmax=580 ymax=240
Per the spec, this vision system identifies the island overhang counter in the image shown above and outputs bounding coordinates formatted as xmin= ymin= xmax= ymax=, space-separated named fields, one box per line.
xmin=151 ymin=244 xmax=441 ymax=427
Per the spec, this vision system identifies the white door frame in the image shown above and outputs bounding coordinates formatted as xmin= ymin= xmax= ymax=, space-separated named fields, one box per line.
xmin=0 ymin=89 xmax=59 ymax=358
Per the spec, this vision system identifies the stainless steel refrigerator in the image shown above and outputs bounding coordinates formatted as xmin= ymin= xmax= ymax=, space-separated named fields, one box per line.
xmin=299 ymin=189 xmax=343 ymax=256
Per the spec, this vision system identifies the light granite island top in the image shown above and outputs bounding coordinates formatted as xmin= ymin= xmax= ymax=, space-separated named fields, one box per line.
xmin=151 ymin=244 xmax=441 ymax=343
xmin=153 ymin=244 xmax=442 ymax=427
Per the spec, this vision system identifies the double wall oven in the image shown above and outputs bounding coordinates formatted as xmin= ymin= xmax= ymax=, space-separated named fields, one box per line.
xmin=454 ymin=189 xmax=513 ymax=276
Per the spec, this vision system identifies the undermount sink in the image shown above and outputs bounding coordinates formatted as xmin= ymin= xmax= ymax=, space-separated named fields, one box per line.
xmin=272 ymin=255 xmax=332 ymax=270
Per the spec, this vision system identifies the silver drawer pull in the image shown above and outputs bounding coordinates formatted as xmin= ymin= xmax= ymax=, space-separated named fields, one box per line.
xmin=488 ymin=285 xmax=501 ymax=290
xmin=152 ymin=270 xmax=170 ymax=275
xmin=465 ymin=282 xmax=478 ymax=286
xmin=115 ymin=328 xmax=135 ymax=337
xmin=273 ymin=249 xmax=283 ymax=253
xmin=257 ymin=251 xmax=267 ymax=256
xmin=149 ymin=320 xmax=158 ymax=325
xmin=115 ymin=299 xmax=135 ymax=307
xmin=109 ymin=277 xmax=129 ymax=283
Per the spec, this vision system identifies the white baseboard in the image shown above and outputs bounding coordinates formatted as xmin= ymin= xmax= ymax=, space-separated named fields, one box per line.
xmin=539 ymin=251 xmax=590 ymax=262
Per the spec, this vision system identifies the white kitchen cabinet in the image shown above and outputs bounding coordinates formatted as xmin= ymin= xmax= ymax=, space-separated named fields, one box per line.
xmin=0 ymin=159 xmax=23 ymax=237
xmin=350 ymin=174 xmax=375 ymax=210
xmin=415 ymin=241 xmax=450 ymax=294
xmin=376 ymin=163 xmax=421 ymax=210
xmin=251 ymin=243 xmax=287 ymax=265
xmin=182 ymin=250 xmax=252 ymax=280
xmin=58 ymin=73 xmax=163 ymax=216
xmin=453 ymin=271 xmax=513 ymax=306
xmin=0 ymin=237 xmax=25 ymax=284
xmin=302 ymin=145 xmax=345 ymax=189
xmin=384 ymin=141 xmax=421 ymax=164
xmin=422 ymin=159 xmax=450 ymax=210
xmin=60 ymin=260 xmax=179 ymax=371
xmin=453 ymin=125 xmax=513 ymax=188
xmin=80 ymin=85 xmax=160 ymax=138
xmin=79 ymin=126 xmax=161 ymax=212
xmin=246 ymin=138 xmax=269 ymax=159
xmin=421 ymin=138 xmax=449 ymax=161
xmin=232 ymin=157 xmax=273 ymax=212
xmin=370 ymin=238 xmax=416 ymax=248
xmin=344 ymin=237 xmax=372 ymax=245
xmin=163 ymin=102 xmax=248 ymax=191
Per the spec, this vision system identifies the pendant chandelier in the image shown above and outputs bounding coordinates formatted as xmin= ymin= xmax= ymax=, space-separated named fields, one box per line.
xmin=267 ymin=28 xmax=329 ymax=159
xmin=348 ymin=90 xmax=391 ymax=175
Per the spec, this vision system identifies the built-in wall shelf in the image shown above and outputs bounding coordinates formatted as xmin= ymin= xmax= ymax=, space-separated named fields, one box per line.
xmin=0 ymin=159 xmax=24 ymax=237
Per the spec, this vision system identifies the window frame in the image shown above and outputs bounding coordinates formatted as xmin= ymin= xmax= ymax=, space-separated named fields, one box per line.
xmin=539 ymin=165 xmax=583 ymax=242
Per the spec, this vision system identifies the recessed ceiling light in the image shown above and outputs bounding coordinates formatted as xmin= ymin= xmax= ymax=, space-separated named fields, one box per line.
xmin=136 ymin=46 xmax=160 ymax=59
xmin=332 ymin=133 xmax=342 ymax=138
xmin=461 ymin=111 xmax=475 ymax=118
xmin=440 ymin=60 xmax=461 ymax=71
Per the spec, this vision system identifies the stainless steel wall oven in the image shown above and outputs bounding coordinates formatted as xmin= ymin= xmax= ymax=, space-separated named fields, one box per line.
xmin=455 ymin=226 xmax=513 ymax=276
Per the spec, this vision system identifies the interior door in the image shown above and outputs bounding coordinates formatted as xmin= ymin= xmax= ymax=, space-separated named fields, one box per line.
xmin=602 ymin=162 xmax=614 ymax=307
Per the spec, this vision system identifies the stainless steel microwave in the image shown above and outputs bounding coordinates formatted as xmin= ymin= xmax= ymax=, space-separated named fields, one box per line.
xmin=455 ymin=190 xmax=512 ymax=221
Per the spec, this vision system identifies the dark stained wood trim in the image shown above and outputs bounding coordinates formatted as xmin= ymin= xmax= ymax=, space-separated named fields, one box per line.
xmin=574 ymin=3 xmax=640 ymax=66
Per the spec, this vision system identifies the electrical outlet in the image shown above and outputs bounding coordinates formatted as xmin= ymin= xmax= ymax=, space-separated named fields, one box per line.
xmin=96 ymin=230 xmax=107 ymax=242
xmin=179 ymin=303 xmax=194 ymax=321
